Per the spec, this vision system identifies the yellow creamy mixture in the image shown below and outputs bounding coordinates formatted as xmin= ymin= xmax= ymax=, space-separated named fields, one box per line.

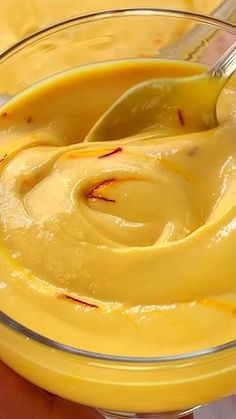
xmin=0 ymin=0 xmax=235 ymax=412
xmin=0 ymin=59 xmax=235 ymax=358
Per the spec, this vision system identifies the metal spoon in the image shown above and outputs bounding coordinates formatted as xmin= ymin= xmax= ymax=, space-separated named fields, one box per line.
xmin=85 ymin=40 xmax=236 ymax=142
xmin=160 ymin=0 xmax=236 ymax=60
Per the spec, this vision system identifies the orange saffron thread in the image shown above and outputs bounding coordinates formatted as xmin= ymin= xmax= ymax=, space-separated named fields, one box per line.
xmin=177 ymin=109 xmax=185 ymax=126
xmin=98 ymin=147 xmax=123 ymax=159
xmin=0 ymin=154 xmax=8 ymax=165
xmin=26 ymin=116 xmax=33 ymax=123
xmin=87 ymin=178 xmax=116 ymax=203
xmin=59 ymin=294 xmax=98 ymax=308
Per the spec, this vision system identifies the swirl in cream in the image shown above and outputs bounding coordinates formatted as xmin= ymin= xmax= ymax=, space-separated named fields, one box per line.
xmin=0 ymin=60 xmax=235 ymax=356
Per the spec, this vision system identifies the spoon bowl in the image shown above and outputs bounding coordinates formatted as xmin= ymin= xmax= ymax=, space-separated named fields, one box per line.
xmin=86 ymin=42 xmax=236 ymax=142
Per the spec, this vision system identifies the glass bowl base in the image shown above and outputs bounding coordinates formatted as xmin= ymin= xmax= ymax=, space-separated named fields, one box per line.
xmin=98 ymin=405 xmax=200 ymax=418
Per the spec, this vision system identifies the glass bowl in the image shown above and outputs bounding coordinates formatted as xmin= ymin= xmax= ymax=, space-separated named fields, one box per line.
xmin=0 ymin=8 xmax=235 ymax=419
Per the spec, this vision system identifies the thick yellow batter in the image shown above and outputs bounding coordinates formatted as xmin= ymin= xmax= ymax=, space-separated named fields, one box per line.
xmin=0 ymin=58 xmax=235 ymax=354
xmin=0 ymin=52 xmax=235 ymax=415
xmin=0 ymin=58 xmax=235 ymax=412
xmin=0 ymin=0 xmax=235 ymax=412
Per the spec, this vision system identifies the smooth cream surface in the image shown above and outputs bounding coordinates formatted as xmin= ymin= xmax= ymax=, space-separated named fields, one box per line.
xmin=0 ymin=60 xmax=235 ymax=356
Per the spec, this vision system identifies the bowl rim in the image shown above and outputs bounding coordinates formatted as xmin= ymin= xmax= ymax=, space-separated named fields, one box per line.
xmin=0 ymin=7 xmax=235 ymax=364
xmin=0 ymin=7 xmax=236 ymax=60
xmin=1 ymin=311 xmax=235 ymax=363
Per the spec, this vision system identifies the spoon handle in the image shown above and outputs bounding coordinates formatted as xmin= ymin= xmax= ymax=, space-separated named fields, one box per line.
xmin=209 ymin=40 xmax=236 ymax=78
xmin=160 ymin=0 xmax=236 ymax=60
